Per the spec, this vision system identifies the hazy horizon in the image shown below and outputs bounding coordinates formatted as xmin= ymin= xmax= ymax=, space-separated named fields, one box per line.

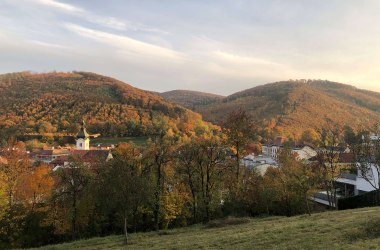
xmin=1 ymin=0 xmax=380 ymax=95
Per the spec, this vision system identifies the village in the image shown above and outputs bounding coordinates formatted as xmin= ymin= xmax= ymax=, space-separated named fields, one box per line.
xmin=6 ymin=119 xmax=379 ymax=212
xmin=243 ymin=135 xmax=379 ymax=208
xmin=30 ymin=121 xmax=114 ymax=170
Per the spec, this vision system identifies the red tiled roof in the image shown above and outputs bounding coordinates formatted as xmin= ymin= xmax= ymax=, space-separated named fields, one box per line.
xmin=49 ymin=150 xmax=111 ymax=166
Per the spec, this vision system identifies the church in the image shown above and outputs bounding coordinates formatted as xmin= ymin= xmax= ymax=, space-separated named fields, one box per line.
xmin=76 ymin=121 xmax=90 ymax=150
xmin=32 ymin=121 xmax=113 ymax=169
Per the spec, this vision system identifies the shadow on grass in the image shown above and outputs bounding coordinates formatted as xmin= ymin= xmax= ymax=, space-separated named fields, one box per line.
xmin=206 ymin=216 xmax=250 ymax=229
xmin=345 ymin=217 xmax=380 ymax=241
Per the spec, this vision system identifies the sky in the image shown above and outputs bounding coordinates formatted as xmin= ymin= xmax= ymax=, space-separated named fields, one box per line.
xmin=1 ymin=0 xmax=380 ymax=95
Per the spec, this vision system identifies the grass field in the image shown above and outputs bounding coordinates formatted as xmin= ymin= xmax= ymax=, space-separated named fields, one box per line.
xmin=90 ymin=137 xmax=149 ymax=147
xmin=36 ymin=206 xmax=380 ymax=249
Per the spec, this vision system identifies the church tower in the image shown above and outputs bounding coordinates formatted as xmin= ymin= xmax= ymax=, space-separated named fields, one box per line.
xmin=76 ymin=120 xmax=90 ymax=150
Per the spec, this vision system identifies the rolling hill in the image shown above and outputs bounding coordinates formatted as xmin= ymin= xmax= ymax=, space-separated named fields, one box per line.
xmin=0 ymin=72 xmax=211 ymax=139
xmin=163 ymin=80 xmax=380 ymax=139
xmin=36 ymin=206 xmax=380 ymax=249
xmin=160 ymin=90 xmax=224 ymax=110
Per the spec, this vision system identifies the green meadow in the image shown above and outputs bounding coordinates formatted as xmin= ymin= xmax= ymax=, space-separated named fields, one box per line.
xmin=36 ymin=206 xmax=380 ymax=250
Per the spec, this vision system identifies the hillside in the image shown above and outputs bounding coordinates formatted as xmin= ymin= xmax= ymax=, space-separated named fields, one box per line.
xmin=0 ymin=72 xmax=210 ymax=139
xmin=160 ymin=90 xmax=224 ymax=110
xmin=36 ymin=206 xmax=380 ymax=249
xmin=179 ymin=80 xmax=380 ymax=138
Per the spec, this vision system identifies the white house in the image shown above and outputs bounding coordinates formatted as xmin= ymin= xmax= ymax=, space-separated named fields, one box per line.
xmin=241 ymin=153 xmax=278 ymax=175
xmin=262 ymin=136 xmax=317 ymax=161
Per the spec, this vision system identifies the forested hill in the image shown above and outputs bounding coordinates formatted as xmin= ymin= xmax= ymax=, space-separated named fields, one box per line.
xmin=0 ymin=72 xmax=213 ymax=139
xmin=166 ymin=80 xmax=380 ymax=139
xmin=160 ymin=90 xmax=224 ymax=110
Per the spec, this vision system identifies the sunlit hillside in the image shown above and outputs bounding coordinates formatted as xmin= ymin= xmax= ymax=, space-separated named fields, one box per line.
xmin=0 ymin=72 xmax=213 ymax=139
xmin=166 ymin=80 xmax=380 ymax=138
xmin=36 ymin=207 xmax=380 ymax=250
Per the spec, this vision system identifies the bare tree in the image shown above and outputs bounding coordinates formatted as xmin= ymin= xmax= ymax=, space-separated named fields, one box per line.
xmin=315 ymin=128 xmax=346 ymax=209
xmin=353 ymin=133 xmax=380 ymax=191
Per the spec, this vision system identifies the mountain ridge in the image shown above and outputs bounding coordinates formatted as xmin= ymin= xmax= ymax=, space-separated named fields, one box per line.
xmin=161 ymin=80 xmax=380 ymax=139
xmin=0 ymin=71 xmax=213 ymax=140
xmin=160 ymin=89 xmax=224 ymax=110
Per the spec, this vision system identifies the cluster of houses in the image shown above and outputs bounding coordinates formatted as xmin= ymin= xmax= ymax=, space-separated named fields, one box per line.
xmin=3 ymin=118 xmax=380 ymax=210
xmin=30 ymin=121 xmax=113 ymax=169
xmin=242 ymin=136 xmax=318 ymax=174
xmin=242 ymin=136 xmax=380 ymax=208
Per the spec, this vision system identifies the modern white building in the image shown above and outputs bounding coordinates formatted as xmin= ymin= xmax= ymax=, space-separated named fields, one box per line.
xmin=313 ymin=162 xmax=379 ymax=207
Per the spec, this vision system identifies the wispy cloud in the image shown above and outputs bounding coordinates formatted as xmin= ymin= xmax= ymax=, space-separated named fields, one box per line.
xmin=31 ymin=0 xmax=166 ymax=33
xmin=35 ymin=0 xmax=83 ymax=13
xmin=213 ymin=50 xmax=285 ymax=67
xmin=64 ymin=23 xmax=182 ymax=60
xmin=208 ymin=50 xmax=294 ymax=79
xmin=86 ymin=16 xmax=128 ymax=31
xmin=29 ymin=40 xmax=68 ymax=49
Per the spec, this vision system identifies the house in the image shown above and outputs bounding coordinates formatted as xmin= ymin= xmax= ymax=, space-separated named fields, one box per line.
xmin=311 ymin=152 xmax=380 ymax=207
xmin=32 ymin=120 xmax=113 ymax=170
xmin=30 ymin=148 xmax=70 ymax=163
xmin=292 ymin=144 xmax=317 ymax=161
xmin=50 ymin=149 xmax=113 ymax=170
xmin=261 ymin=136 xmax=286 ymax=159
xmin=262 ymin=136 xmax=317 ymax=160
xmin=241 ymin=153 xmax=278 ymax=176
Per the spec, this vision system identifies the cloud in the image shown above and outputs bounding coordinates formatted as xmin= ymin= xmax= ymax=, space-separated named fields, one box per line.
xmin=64 ymin=23 xmax=183 ymax=60
xmin=31 ymin=0 xmax=166 ymax=33
xmin=213 ymin=50 xmax=285 ymax=67
xmin=208 ymin=50 xmax=294 ymax=79
xmin=29 ymin=40 xmax=68 ymax=49
xmin=34 ymin=0 xmax=83 ymax=13
xmin=86 ymin=16 xmax=128 ymax=31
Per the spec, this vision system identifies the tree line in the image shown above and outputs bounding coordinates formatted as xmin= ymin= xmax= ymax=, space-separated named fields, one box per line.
xmin=0 ymin=111 xmax=378 ymax=248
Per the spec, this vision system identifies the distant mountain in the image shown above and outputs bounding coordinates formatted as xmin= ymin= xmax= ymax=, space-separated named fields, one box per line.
xmin=0 ymin=72 xmax=211 ymax=139
xmin=160 ymin=90 xmax=224 ymax=110
xmin=163 ymin=80 xmax=380 ymax=138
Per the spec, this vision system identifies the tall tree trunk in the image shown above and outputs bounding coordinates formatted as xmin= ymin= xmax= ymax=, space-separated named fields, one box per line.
xmin=72 ymin=192 xmax=77 ymax=240
xmin=124 ymin=210 xmax=128 ymax=245
xmin=205 ymin=164 xmax=211 ymax=223
xmin=200 ymin=163 xmax=207 ymax=222
xmin=236 ymin=142 xmax=240 ymax=186
xmin=305 ymin=193 xmax=311 ymax=215
xmin=154 ymin=162 xmax=161 ymax=231
xmin=187 ymin=169 xmax=197 ymax=223
xmin=7 ymin=186 xmax=13 ymax=210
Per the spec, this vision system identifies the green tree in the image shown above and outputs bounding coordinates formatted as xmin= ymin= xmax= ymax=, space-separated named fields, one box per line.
xmin=96 ymin=143 xmax=149 ymax=244
xmin=53 ymin=156 xmax=94 ymax=240
xmin=223 ymin=108 xmax=254 ymax=188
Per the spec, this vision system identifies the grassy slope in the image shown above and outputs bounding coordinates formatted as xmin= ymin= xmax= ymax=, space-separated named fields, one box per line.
xmin=37 ymin=207 xmax=380 ymax=250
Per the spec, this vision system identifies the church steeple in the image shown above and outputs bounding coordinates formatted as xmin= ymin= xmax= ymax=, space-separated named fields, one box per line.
xmin=76 ymin=120 xmax=90 ymax=150
xmin=76 ymin=120 xmax=90 ymax=139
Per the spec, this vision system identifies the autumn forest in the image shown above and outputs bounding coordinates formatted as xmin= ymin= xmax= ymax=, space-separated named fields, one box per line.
xmin=2 ymin=72 xmax=380 ymax=248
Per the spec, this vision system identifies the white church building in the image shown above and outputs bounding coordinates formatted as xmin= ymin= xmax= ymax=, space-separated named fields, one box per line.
xmin=76 ymin=121 xmax=90 ymax=150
